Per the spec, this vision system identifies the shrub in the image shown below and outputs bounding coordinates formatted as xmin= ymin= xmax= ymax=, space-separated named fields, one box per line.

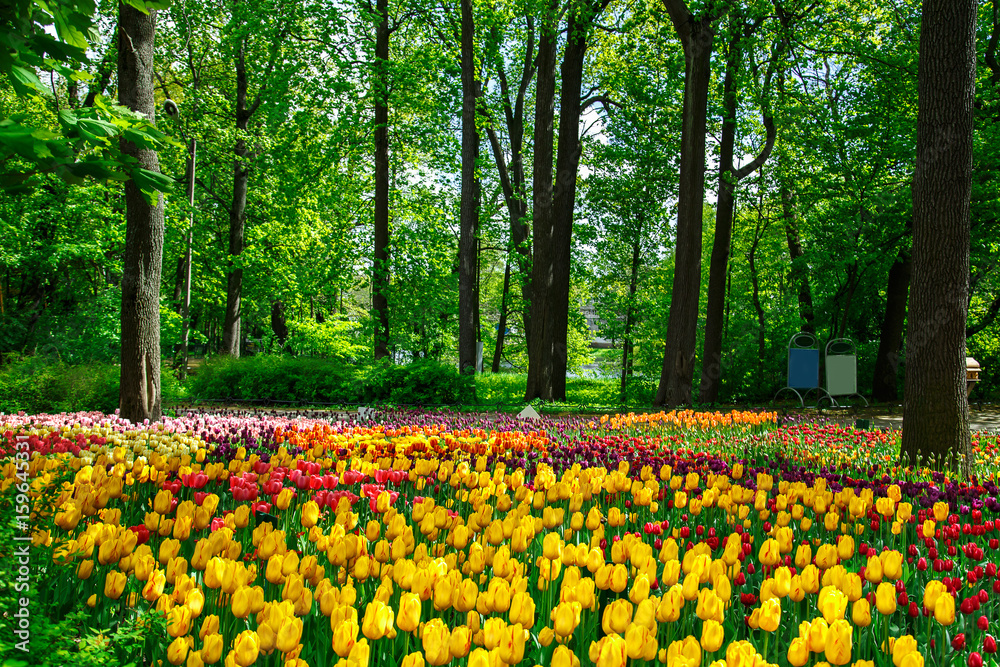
xmin=0 ymin=357 xmax=184 ymax=414
xmin=364 ymin=359 xmax=476 ymax=406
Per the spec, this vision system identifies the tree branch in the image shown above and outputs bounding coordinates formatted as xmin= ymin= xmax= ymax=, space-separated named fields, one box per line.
xmin=967 ymin=294 xmax=1000 ymax=338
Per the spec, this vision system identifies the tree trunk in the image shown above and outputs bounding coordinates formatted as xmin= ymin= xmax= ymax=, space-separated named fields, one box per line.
xmin=620 ymin=228 xmax=641 ymax=403
xmin=222 ymin=40 xmax=250 ymax=357
xmin=117 ymin=2 xmax=164 ymax=422
xmin=524 ymin=3 xmax=558 ymax=400
xmin=458 ymin=0 xmax=480 ymax=374
xmin=525 ymin=3 xmax=606 ymax=401
xmin=872 ymin=250 xmax=910 ymax=402
xmin=271 ymin=300 xmax=289 ymax=349
xmin=655 ymin=0 xmax=718 ymax=408
xmin=172 ymin=255 xmax=185 ymax=311
xmin=749 ymin=223 xmax=767 ymax=366
xmin=485 ymin=21 xmax=534 ymax=347
xmin=780 ymin=177 xmax=815 ymax=333
xmin=492 ymin=259 xmax=511 ymax=373
xmin=699 ymin=21 xmax=776 ymax=404
xmin=901 ymin=0 xmax=975 ymax=475
xmin=372 ymin=0 xmax=391 ymax=360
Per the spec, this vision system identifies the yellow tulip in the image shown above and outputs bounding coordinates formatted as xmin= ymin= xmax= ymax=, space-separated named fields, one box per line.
xmin=421 ymin=618 xmax=452 ymax=666
xmin=300 ymin=500 xmax=320 ymax=528
xmin=852 ymin=599 xmax=872 ymax=627
xmin=276 ymin=616 xmax=303 ymax=653
xmin=825 ymin=619 xmax=853 ymax=665
xmin=449 ymin=625 xmax=472 ymax=659
xmin=552 ymin=645 xmax=579 ymax=667
xmin=499 ymin=622 xmax=526 ymax=664
xmin=332 ymin=619 xmax=359 ymax=657
xmin=876 ymin=582 xmax=897 ymax=615
xmin=201 ymin=634 xmax=223 ymax=665
xmin=362 ymin=600 xmax=395 ymax=641
xmin=893 ymin=636 xmax=919 ymax=667
xmin=397 ymin=592 xmax=421 ymax=633
xmin=597 ymin=633 xmax=628 ymax=667
xmin=701 ymin=619 xmax=724 ymax=653
xmin=759 ymin=598 xmax=781 ymax=632
xmin=788 ymin=637 xmax=809 ymax=666
xmin=104 ymin=570 xmax=127 ymax=600
xmin=232 ymin=631 xmax=259 ymax=667
xmin=934 ymin=592 xmax=955 ymax=626
xmin=167 ymin=636 xmax=189 ymax=665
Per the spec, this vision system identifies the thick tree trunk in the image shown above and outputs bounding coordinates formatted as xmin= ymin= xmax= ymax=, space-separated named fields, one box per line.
xmin=655 ymin=1 xmax=717 ymax=408
xmin=222 ymin=41 xmax=250 ymax=357
xmin=901 ymin=0 xmax=975 ymax=475
xmin=526 ymin=4 xmax=605 ymax=401
xmin=372 ymin=0 xmax=391 ymax=360
xmin=872 ymin=251 xmax=910 ymax=402
xmin=458 ymin=0 xmax=480 ymax=374
xmin=117 ymin=2 xmax=164 ymax=422
xmin=524 ymin=4 xmax=558 ymax=400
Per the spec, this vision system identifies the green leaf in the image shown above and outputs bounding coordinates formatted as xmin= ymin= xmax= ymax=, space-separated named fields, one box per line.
xmin=9 ymin=65 xmax=47 ymax=96
xmin=130 ymin=167 xmax=175 ymax=194
xmin=78 ymin=118 xmax=120 ymax=138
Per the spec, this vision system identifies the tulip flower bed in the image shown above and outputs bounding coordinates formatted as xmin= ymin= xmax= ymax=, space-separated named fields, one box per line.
xmin=2 ymin=408 xmax=1000 ymax=667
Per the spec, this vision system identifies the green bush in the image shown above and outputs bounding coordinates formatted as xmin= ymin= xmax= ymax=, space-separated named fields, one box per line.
xmin=0 ymin=357 xmax=185 ymax=414
xmin=188 ymin=355 xmax=471 ymax=406
xmin=363 ymin=359 xmax=475 ymax=405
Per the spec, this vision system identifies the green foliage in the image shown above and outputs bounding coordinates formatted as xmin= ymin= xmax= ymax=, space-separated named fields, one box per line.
xmin=0 ymin=0 xmax=176 ymax=199
xmin=282 ymin=319 xmax=368 ymax=362
xmin=363 ymin=359 xmax=475 ymax=406
xmin=0 ymin=357 xmax=185 ymax=414
xmin=188 ymin=356 xmax=475 ymax=406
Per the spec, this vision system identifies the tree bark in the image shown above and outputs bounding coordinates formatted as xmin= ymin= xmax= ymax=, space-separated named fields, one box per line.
xmin=525 ymin=2 xmax=608 ymax=401
xmin=699 ymin=20 xmax=776 ymax=404
xmin=901 ymin=0 xmax=975 ymax=475
xmin=221 ymin=40 xmax=250 ymax=357
xmin=372 ymin=0 xmax=391 ymax=360
xmin=271 ymin=300 xmax=289 ymax=349
xmin=172 ymin=255 xmax=185 ymax=311
xmin=872 ymin=250 xmax=910 ymax=402
xmin=524 ymin=2 xmax=558 ymax=400
xmin=117 ymin=2 xmax=164 ymax=422
xmin=491 ymin=259 xmax=511 ymax=373
xmin=458 ymin=0 xmax=480 ymax=374
xmin=654 ymin=0 xmax=721 ymax=408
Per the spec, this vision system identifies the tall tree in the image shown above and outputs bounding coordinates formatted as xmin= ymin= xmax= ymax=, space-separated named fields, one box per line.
xmin=221 ymin=10 xmax=288 ymax=356
xmin=458 ymin=0 xmax=481 ymax=374
xmin=901 ymin=0 xmax=975 ymax=474
xmin=118 ymin=1 xmax=165 ymax=421
xmin=654 ymin=0 xmax=727 ymax=408
xmin=525 ymin=0 xmax=611 ymax=401
xmin=485 ymin=16 xmax=535 ymax=369
xmin=699 ymin=13 xmax=776 ymax=404
xmin=372 ymin=0 xmax=392 ymax=359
